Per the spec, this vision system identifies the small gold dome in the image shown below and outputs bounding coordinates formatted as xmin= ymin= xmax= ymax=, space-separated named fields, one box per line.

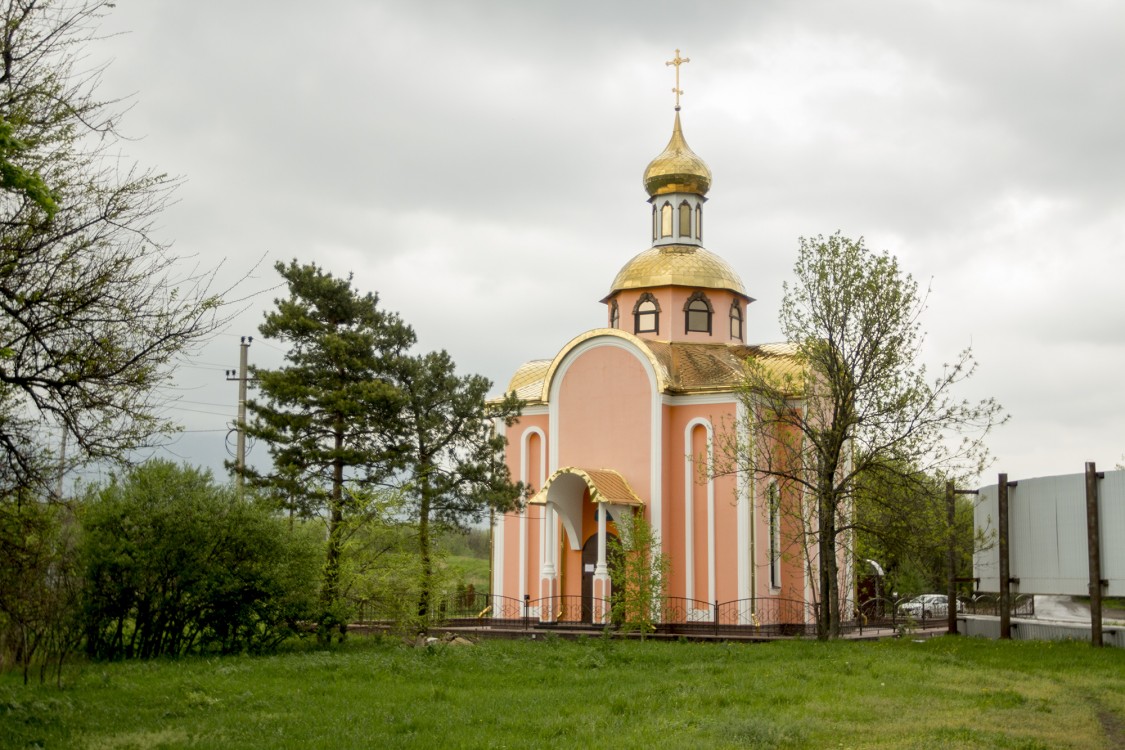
xmin=643 ymin=111 xmax=712 ymax=197
xmin=605 ymin=244 xmax=747 ymax=299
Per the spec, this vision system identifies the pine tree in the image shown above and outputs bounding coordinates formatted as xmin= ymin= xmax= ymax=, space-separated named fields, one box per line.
xmin=394 ymin=350 xmax=524 ymax=622
xmin=244 ymin=261 xmax=414 ymax=640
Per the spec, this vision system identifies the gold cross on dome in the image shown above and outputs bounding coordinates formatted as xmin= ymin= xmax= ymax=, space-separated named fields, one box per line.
xmin=666 ymin=49 xmax=690 ymax=110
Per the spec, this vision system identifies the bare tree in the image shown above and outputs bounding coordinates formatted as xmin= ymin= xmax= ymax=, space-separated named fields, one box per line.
xmin=0 ymin=0 xmax=225 ymax=495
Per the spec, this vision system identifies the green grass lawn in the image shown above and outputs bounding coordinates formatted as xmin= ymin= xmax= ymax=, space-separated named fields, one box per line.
xmin=2 ymin=635 xmax=1123 ymax=749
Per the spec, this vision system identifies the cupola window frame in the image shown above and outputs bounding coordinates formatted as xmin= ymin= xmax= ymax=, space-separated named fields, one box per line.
xmin=678 ymin=201 xmax=692 ymax=238
xmin=609 ymin=300 xmax=620 ymax=329
xmin=729 ymin=300 xmax=743 ymax=341
xmin=660 ymin=202 xmax=673 ymax=238
xmin=684 ymin=291 xmax=713 ymax=334
xmin=634 ymin=293 xmax=661 ymax=335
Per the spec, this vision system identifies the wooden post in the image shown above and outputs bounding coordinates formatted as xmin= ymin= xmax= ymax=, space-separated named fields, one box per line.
xmin=1085 ymin=462 xmax=1103 ymax=647
xmin=946 ymin=481 xmax=958 ymax=636
xmin=998 ymin=473 xmax=1010 ymax=639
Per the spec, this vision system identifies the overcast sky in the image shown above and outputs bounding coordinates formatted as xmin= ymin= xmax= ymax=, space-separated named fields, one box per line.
xmin=87 ymin=0 xmax=1124 ymax=487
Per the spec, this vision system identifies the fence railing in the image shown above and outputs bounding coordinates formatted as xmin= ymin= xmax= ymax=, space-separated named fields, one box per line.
xmin=420 ymin=590 xmax=1039 ymax=636
xmin=352 ymin=591 xmax=1037 ymax=634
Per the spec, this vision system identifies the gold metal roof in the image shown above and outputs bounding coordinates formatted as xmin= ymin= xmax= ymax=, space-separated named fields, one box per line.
xmin=643 ymin=111 xmax=712 ymax=197
xmin=645 ymin=340 xmax=804 ymax=395
xmin=605 ymin=244 xmax=748 ymax=299
xmin=529 ymin=467 xmax=645 ymax=506
xmin=506 ymin=359 xmax=551 ymax=400
xmin=498 ymin=331 xmax=803 ymax=403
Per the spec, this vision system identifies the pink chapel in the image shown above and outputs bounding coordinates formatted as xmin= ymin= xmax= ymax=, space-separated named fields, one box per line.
xmin=489 ymin=62 xmax=838 ymax=629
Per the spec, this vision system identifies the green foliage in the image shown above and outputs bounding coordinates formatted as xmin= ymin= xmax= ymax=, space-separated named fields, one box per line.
xmin=608 ymin=512 xmax=670 ymax=636
xmin=725 ymin=233 xmax=1005 ymax=638
xmin=394 ymin=350 xmax=524 ymax=619
xmin=247 ymin=261 xmax=522 ymax=631
xmin=855 ymin=468 xmax=978 ymax=599
xmin=244 ymin=260 xmax=415 ymax=640
xmin=80 ymin=461 xmax=319 ymax=660
xmin=0 ymin=500 xmax=82 ymax=685
xmin=0 ymin=117 xmax=57 ymax=216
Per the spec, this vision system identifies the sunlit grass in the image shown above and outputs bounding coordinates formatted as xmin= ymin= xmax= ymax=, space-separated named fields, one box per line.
xmin=1 ymin=636 xmax=1122 ymax=749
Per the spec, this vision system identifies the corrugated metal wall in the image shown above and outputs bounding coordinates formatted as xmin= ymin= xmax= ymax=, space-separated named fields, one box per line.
xmin=959 ymin=616 xmax=1125 ymax=648
xmin=974 ymin=469 xmax=1124 ymax=596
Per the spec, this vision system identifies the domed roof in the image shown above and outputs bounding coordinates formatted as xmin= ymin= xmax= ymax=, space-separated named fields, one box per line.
xmin=643 ymin=111 xmax=711 ymax=197
xmin=605 ymin=244 xmax=747 ymax=299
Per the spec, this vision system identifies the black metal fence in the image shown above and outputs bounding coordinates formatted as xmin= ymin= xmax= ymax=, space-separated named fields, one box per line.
xmin=426 ymin=591 xmax=1038 ymax=637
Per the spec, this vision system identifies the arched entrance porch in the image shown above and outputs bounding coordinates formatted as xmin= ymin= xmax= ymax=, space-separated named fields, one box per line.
xmin=529 ymin=467 xmax=644 ymax=624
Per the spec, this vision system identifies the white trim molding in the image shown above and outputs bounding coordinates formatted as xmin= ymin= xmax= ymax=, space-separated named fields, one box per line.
xmin=683 ymin=418 xmax=715 ymax=604
xmin=519 ymin=426 xmax=547 ymax=603
xmin=546 ymin=333 xmax=664 ymax=551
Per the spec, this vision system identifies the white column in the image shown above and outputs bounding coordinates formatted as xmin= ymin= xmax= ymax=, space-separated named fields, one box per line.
xmin=593 ymin=504 xmax=612 ymax=623
xmin=595 ymin=505 xmax=608 ymax=575
xmin=539 ymin=505 xmax=557 ymax=621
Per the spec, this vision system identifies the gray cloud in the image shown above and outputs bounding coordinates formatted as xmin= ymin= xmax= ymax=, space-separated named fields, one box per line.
xmin=80 ymin=0 xmax=1125 ymax=485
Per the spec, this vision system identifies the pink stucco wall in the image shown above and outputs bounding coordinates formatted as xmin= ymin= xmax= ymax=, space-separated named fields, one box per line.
xmin=555 ymin=344 xmax=652 ymax=501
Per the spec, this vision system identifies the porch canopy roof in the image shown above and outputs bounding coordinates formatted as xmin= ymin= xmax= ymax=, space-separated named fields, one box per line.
xmin=528 ymin=467 xmax=644 ymax=507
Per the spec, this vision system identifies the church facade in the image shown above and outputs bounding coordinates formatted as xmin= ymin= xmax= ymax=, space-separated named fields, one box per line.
xmin=490 ymin=74 xmax=822 ymax=626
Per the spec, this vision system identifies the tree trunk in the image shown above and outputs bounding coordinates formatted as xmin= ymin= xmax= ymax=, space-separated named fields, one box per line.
xmin=417 ymin=464 xmax=433 ymax=629
xmin=817 ymin=500 xmax=832 ymax=640
xmin=319 ymin=417 xmax=346 ymax=643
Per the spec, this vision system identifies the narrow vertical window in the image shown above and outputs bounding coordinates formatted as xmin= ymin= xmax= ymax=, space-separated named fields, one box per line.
xmin=633 ymin=293 xmax=660 ymax=334
xmin=730 ymin=301 xmax=743 ymax=341
xmin=678 ymin=201 xmax=692 ymax=237
xmin=696 ymin=205 xmax=703 ymax=241
xmin=684 ymin=291 xmax=712 ymax=334
xmin=610 ymin=300 xmax=619 ymax=329
xmin=660 ymin=202 xmax=673 ymax=238
xmin=652 ymin=205 xmax=658 ymax=242
xmin=768 ymin=482 xmax=781 ymax=589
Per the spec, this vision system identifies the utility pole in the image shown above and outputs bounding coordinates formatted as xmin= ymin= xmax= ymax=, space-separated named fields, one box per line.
xmin=1085 ymin=461 xmax=1104 ymax=647
xmin=226 ymin=336 xmax=253 ymax=491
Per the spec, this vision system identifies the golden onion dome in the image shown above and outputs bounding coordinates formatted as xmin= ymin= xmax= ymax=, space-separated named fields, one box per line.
xmin=604 ymin=244 xmax=747 ymax=299
xmin=643 ymin=111 xmax=712 ymax=197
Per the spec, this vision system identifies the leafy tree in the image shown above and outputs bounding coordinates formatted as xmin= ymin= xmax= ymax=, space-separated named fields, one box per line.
xmin=721 ymin=233 xmax=1005 ymax=639
xmin=0 ymin=116 xmax=56 ymax=216
xmin=0 ymin=499 xmax=82 ymax=685
xmin=81 ymin=460 xmax=320 ymax=660
xmin=244 ymin=261 xmax=414 ymax=640
xmin=608 ymin=511 xmax=669 ymax=636
xmin=394 ymin=350 xmax=523 ymax=622
xmin=0 ymin=0 xmax=226 ymax=498
xmin=854 ymin=468 xmax=976 ymax=602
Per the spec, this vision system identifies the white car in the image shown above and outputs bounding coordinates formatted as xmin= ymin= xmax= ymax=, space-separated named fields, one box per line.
xmin=898 ymin=594 xmax=961 ymax=619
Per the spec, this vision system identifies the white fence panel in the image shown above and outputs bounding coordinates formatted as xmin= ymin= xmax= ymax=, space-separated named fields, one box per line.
xmin=973 ymin=469 xmax=1124 ymax=597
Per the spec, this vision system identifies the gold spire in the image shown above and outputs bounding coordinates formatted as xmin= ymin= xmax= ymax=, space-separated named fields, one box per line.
xmin=666 ymin=49 xmax=690 ymax=110
xmin=644 ymin=49 xmax=710 ymax=197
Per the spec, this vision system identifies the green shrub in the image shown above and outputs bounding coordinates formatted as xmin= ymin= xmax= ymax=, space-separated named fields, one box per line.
xmin=80 ymin=461 xmax=319 ymax=659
